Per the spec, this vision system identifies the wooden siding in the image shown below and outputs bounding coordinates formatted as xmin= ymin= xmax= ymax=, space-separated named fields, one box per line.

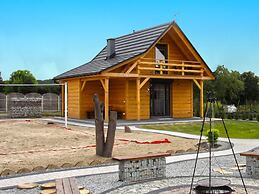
xmin=80 ymin=80 xmax=104 ymax=119
xmin=172 ymin=80 xmax=193 ymax=118
xmin=67 ymin=79 xmax=81 ymax=119
xmin=80 ymin=78 xmax=126 ymax=119
xmin=126 ymin=79 xmax=150 ymax=120
xmin=109 ymin=79 xmax=126 ymax=116
xmin=144 ymin=32 xmax=189 ymax=61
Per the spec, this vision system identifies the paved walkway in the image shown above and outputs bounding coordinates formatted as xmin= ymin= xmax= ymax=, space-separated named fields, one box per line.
xmin=0 ymin=118 xmax=258 ymax=189
xmin=51 ymin=117 xmax=221 ymax=126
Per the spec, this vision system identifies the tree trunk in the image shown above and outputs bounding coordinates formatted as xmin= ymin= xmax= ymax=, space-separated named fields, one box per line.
xmin=93 ymin=94 xmax=105 ymax=156
xmin=103 ymin=111 xmax=117 ymax=157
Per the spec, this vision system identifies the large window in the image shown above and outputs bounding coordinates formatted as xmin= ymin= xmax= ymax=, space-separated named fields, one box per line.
xmin=155 ymin=44 xmax=168 ymax=74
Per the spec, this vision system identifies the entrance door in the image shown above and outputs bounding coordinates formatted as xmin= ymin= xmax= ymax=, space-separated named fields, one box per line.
xmin=150 ymin=81 xmax=171 ymax=116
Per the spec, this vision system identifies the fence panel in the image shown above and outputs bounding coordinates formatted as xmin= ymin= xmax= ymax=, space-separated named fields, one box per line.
xmin=0 ymin=93 xmax=6 ymax=112
xmin=7 ymin=93 xmax=25 ymax=111
xmin=0 ymin=93 xmax=61 ymax=113
xmin=42 ymin=93 xmax=60 ymax=112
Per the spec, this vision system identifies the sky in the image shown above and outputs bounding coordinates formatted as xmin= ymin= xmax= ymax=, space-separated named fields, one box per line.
xmin=0 ymin=0 xmax=259 ymax=80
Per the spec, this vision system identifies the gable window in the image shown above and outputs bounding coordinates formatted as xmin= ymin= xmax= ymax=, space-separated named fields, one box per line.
xmin=155 ymin=44 xmax=168 ymax=74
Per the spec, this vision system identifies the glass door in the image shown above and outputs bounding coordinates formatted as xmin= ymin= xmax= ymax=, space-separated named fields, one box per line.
xmin=150 ymin=81 xmax=171 ymax=116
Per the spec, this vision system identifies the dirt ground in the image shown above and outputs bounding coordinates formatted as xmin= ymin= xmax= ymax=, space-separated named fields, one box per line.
xmin=0 ymin=119 xmax=200 ymax=176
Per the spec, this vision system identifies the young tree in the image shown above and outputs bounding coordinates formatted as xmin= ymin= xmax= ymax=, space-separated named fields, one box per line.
xmin=4 ymin=70 xmax=38 ymax=94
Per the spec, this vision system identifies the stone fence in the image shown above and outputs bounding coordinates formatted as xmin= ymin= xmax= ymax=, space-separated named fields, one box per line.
xmin=9 ymin=97 xmax=42 ymax=118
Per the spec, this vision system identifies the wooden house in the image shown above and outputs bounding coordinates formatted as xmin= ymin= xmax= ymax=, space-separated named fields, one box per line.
xmin=55 ymin=21 xmax=215 ymax=121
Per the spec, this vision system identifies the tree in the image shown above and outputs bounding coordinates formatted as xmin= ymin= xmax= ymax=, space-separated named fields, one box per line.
xmin=93 ymin=94 xmax=117 ymax=157
xmin=204 ymin=65 xmax=244 ymax=105
xmin=37 ymin=79 xmax=60 ymax=94
xmin=4 ymin=70 xmax=38 ymax=94
xmin=0 ymin=72 xmax=3 ymax=93
xmin=240 ymin=71 xmax=259 ymax=105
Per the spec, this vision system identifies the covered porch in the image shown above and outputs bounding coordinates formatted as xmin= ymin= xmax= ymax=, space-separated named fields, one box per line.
xmin=63 ymin=58 xmax=206 ymax=121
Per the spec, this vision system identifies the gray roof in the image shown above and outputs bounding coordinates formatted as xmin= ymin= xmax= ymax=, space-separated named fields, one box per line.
xmin=54 ymin=22 xmax=171 ymax=79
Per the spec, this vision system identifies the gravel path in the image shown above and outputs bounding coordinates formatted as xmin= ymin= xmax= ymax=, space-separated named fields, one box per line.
xmin=1 ymin=154 xmax=257 ymax=194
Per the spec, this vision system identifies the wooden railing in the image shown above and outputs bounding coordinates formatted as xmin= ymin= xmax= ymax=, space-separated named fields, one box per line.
xmin=138 ymin=58 xmax=204 ymax=77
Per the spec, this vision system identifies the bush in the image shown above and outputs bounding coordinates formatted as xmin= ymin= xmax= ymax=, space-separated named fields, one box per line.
xmin=257 ymin=114 xmax=259 ymax=122
xmin=215 ymin=112 xmax=220 ymax=118
xmin=249 ymin=114 xmax=253 ymax=120
xmin=234 ymin=113 xmax=239 ymax=120
xmin=206 ymin=128 xmax=220 ymax=144
xmin=221 ymin=112 xmax=226 ymax=119
xmin=242 ymin=113 xmax=247 ymax=120
xmin=227 ymin=113 xmax=233 ymax=119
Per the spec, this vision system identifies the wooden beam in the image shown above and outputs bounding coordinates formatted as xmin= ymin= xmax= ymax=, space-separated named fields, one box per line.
xmin=104 ymin=78 xmax=109 ymax=122
xmin=138 ymin=66 xmax=202 ymax=73
xmin=81 ymin=80 xmax=86 ymax=91
xmin=100 ymin=79 xmax=106 ymax=91
xmin=181 ymin=64 xmax=184 ymax=76
xmin=193 ymin=79 xmax=201 ymax=90
xmin=101 ymin=73 xmax=139 ymax=78
xmin=136 ymin=78 xmax=141 ymax=120
xmin=140 ymin=77 xmax=150 ymax=89
xmin=125 ymin=80 xmax=129 ymax=120
xmin=81 ymin=76 xmax=106 ymax=82
xmin=173 ymin=25 xmax=215 ymax=79
xmin=101 ymin=72 xmax=211 ymax=80
xmin=200 ymin=80 xmax=204 ymax=118
xmin=139 ymin=61 xmax=201 ymax=68
xmin=125 ymin=61 xmax=139 ymax=74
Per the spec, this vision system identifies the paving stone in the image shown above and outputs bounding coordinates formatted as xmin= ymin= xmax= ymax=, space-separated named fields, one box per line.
xmin=17 ymin=183 xmax=38 ymax=189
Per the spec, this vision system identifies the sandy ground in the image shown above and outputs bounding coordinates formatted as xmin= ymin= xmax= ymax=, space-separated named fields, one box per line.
xmin=0 ymin=119 xmax=200 ymax=176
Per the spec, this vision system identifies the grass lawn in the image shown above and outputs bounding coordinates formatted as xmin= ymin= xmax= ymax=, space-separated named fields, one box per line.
xmin=141 ymin=120 xmax=259 ymax=139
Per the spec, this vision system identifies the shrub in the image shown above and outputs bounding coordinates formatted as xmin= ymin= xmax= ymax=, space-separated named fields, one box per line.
xmin=242 ymin=113 xmax=247 ymax=120
xmin=257 ymin=114 xmax=259 ymax=122
xmin=215 ymin=112 xmax=220 ymax=118
xmin=249 ymin=114 xmax=253 ymax=121
xmin=206 ymin=128 xmax=220 ymax=144
xmin=227 ymin=113 xmax=233 ymax=119
xmin=234 ymin=113 xmax=239 ymax=120
xmin=221 ymin=112 xmax=226 ymax=119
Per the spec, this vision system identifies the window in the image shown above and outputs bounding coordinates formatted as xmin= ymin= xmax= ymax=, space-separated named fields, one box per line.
xmin=155 ymin=44 xmax=168 ymax=74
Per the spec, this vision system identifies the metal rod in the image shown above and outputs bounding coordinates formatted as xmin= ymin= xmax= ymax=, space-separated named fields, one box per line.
xmin=64 ymin=82 xmax=68 ymax=128
xmin=189 ymin=101 xmax=209 ymax=194
xmin=0 ymin=84 xmax=64 ymax=86
xmin=216 ymin=101 xmax=248 ymax=194
xmin=209 ymin=103 xmax=212 ymax=193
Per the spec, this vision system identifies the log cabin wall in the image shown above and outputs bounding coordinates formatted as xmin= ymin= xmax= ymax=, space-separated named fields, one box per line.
xmin=172 ymin=79 xmax=193 ymax=118
xmin=109 ymin=79 xmax=126 ymax=118
xmin=144 ymin=32 xmax=191 ymax=62
xmin=80 ymin=80 xmax=104 ymax=119
xmin=67 ymin=79 xmax=81 ymax=119
xmin=125 ymin=79 xmax=150 ymax=120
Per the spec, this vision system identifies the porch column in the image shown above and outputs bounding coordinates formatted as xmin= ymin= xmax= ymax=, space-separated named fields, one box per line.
xmin=104 ymin=78 xmax=109 ymax=122
xmin=136 ymin=78 xmax=140 ymax=120
xmin=199 ymin=80 xmax=204 ymax=118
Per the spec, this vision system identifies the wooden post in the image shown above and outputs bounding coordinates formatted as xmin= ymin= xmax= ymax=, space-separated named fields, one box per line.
xmin=103 ymin=111 xmax=117 ymax=157
xmin=93 ymin=94 xmax=105 ymax=156
xmin=200 ymin=80 xmax=204 ymax=118
xmin=136 ymin=78 xmax=140 ymax=120
xmin=104 ymin=78 xmax=109 ymax=122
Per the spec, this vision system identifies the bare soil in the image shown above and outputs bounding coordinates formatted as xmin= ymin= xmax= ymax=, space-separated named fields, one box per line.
xmin=0 ymin=119 xmax=200 ymax=176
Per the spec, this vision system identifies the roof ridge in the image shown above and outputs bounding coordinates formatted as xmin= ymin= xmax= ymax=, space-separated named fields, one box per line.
xmin=112 ymin=21 xmax=172 ymax=40
xmin=91 ymin=21 xmax=172 ymax=62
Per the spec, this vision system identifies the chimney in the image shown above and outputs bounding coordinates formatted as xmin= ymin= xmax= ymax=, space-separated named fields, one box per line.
xmin=106 ymin=38 xmax=116 ymax=59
